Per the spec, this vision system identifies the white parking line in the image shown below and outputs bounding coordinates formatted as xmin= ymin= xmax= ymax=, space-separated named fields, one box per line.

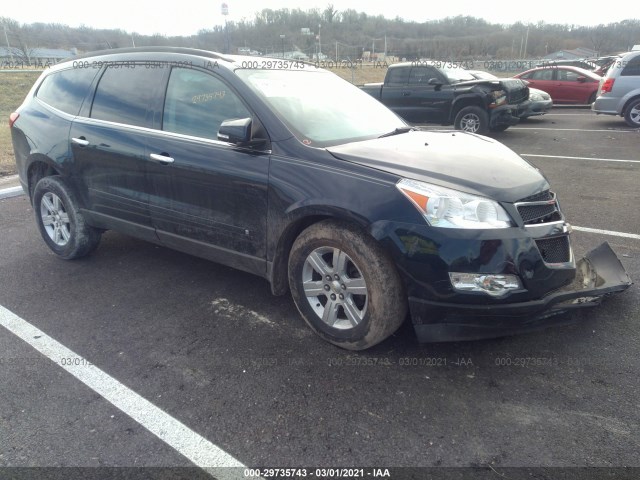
xmin=521 ymin=154 xmax=640 ymax=164
xmin=0 ymin=304 xmax=245 ymax=477
xmin=511 ymin=127 xmax=638 ymax=132
xmin=573 ymin=226 xmax=640 ymax=240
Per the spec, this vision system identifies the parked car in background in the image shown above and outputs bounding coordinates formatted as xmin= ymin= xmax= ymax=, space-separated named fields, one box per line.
xmin=592 ymin=55 xmax=624 ymax=76
xmin=514 ymin=66 xmax=600 ymax=104
xmin=360 ymin=61 xmax=530 ymax=134
xmin=592 ymin=50 xmax=640 ymax=127
xmin=467 ymin=70 xmax=552 ymax=118
xmin=9 ymin=47 xmax=630 ymax=350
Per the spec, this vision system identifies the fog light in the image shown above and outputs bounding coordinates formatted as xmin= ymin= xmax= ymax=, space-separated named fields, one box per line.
xmin=449 ymin=273 xmax=522 ymax=297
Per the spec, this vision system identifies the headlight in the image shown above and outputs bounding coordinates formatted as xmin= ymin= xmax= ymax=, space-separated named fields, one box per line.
xmin=397 ymin=179 xmax=513 ymax=229
xmin=529 ymin=91 xmax=542 ymax=101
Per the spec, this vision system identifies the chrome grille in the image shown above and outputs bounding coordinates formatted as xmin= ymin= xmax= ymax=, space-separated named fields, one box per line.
xmin=535 ymin=237 xmax=571 ymax=264
xmin=516 ymin=190 xmax=562 ymax=225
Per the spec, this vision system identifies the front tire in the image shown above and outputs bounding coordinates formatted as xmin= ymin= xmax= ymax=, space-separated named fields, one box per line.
xmin=624 ymin=98 xmax=640 ymax=128
xmin=33 ymin=176 xmax=101 ymax=259
xmin=288 ymin=220 xmax=407 ymax=350
xmin=454 ymin=106 xmax=489 ymax=134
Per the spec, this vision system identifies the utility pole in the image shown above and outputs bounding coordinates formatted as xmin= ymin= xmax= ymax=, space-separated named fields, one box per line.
xmin=222 ymin=2 xmax=229 ymax=54
xmin=4 ymin=26 xmax=14 ymax=62
xmin=523 ymin=25 xmax=529 ymax=58
xmin=384 ymin=34 xmax=387 ymax=60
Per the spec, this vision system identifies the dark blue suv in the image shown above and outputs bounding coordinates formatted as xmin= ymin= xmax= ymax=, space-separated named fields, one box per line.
xmin=10 ymin=47 xmax=631 ymax=349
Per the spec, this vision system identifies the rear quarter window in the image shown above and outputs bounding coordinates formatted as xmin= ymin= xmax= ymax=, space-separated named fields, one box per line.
xmin=621 ymin=56 xmax=640 ymax=77
xmin=36 ymin=68 xmax=98 ymax=115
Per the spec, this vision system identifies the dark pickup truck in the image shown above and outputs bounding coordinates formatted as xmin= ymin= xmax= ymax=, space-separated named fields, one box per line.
xmin=361 ymin=61 xmax=530 ymax=134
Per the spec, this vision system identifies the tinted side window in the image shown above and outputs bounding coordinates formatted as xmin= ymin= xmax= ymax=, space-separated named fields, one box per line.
xmin=558 ymin=70 xmax=581 ymax=82
xmin=621 ymin=56 xmax=640 ymax=76
xmin=162 ymin=68 xmax=250 ymax=140
xmin=409 ymin=67 xmax=438 ymax=85
xmin=91 ymin=66 xmax=159 ymax=127
xmin=385 ymin=67 xmax=410 ymax=86
xmin=532 ymin=69 xmax=553 ymax=81
xmin=36 ymin=68 xmax=97 ymax=115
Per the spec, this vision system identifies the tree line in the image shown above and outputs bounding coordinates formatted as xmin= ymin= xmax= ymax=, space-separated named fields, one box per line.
xmin=1 ymin=8 xmax=639 ymax=62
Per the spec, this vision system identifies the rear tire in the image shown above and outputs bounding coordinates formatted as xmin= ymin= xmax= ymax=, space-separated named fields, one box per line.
xmin=623 ymin=98 xmax=640 ymax=128
xmin=33 ymin=176 xmax=101 ymax=259
xmin=288 ymin=220 xmax=407 ymax=350
xmin=454 ymin=106 xmax=489 ymax=134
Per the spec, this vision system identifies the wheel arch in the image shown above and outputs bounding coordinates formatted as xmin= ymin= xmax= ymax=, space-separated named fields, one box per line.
xmin=621 ymin=93 xmax=640 ymax=118
xmin=26 ymin=155 xmax=62 ymax=203
xmin=449 ymin=95 xmax=486 ymax=123
xmin=268 ymin=206 xmax=371 ymax=296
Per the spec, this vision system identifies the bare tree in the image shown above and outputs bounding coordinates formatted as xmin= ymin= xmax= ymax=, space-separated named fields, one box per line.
xmin=589 ymin=25 xmax=610 ymax=57
xmin=323 ymin=4 xmax=337 ymax=24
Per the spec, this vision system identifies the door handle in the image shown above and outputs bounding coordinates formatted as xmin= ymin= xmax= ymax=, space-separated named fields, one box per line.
xmin=71 ymin=137 xmax=89 ymax=146
xmin=149 ymin=153 xmax=175 ymax=164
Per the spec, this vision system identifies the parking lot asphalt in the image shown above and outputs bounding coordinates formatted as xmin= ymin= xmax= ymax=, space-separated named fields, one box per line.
xmin=1 ymin=108 xmax=639 ymax=477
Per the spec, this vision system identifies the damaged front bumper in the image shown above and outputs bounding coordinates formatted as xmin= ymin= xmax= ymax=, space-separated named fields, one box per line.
xmin=489 ymin=100 xmax=531 ymax=128
xmin=410 ymin=242 xmax=632 ymax=342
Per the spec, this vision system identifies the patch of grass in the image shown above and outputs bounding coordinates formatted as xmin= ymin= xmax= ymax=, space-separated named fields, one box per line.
xmin=326 ymin=64 xmax=388 ymax=85
xmin=0 ymin=71 xmax=41 ymax=176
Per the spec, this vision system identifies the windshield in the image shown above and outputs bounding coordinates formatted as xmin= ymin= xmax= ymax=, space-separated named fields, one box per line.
xmin=235 ymin=68 xmax=404 ymax=147
xmin=440 ymin=67 xmax=476 ymax=83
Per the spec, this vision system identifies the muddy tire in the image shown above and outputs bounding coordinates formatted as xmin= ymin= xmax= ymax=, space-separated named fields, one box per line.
xmin=288 ymin=220 xmax=407 ymax=350
xmin=33 ymin=176 xmax=101 ymax=259
xmin=454 ymin=106 xmax=489 ymax=134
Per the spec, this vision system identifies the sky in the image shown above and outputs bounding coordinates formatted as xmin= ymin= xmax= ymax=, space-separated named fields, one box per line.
xmin=3 ymin=0 xmax=637 ymax=36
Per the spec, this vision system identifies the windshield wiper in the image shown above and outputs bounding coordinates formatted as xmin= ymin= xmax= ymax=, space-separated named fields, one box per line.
xmin=378 ymin=127 xmax=417 ymax=138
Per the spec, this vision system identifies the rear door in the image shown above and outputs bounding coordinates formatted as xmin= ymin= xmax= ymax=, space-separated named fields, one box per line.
xmin=70 ymin=64 xmax=165 ymax=236
xmin=616 ymin=54 xmax=640 ymax=98
xmin=378 ymin=67 xmax=411 ymax=114
xmin=145 ymin=67 xmax=270 ymax=275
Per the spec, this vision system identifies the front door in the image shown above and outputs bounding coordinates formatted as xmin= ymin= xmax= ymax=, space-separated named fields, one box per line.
xmin=146 ymin=67 xmax=270 ymax=275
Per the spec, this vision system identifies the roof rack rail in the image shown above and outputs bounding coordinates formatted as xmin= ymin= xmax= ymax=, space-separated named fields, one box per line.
xmin=69 ymin=46 xmax=233 ymax=63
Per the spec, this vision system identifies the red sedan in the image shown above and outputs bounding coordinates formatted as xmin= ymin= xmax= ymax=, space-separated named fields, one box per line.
xmin=514 ymin=66 xmax=601 ymax=104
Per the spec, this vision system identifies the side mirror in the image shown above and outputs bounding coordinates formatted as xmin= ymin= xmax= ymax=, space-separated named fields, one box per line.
xmin=218 ymin=117 xmax=252 ymax=144
xmin=576 ymin=76 xmax=586 ymax=83
xmin=428 ymin=77 xmax=442 ymax=86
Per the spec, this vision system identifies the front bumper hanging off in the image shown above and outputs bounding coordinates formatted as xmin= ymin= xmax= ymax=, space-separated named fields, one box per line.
xmin=411 ymin=242 xmax=632 ymax=342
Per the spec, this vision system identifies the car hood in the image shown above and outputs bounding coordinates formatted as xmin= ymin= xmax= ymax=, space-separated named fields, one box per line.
xmin=326 ymin=130 xmax=549 ymax=203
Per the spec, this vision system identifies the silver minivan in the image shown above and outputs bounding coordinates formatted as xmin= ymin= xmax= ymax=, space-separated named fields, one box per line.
xmin=592 ymin=50 xmax=640 ymax=127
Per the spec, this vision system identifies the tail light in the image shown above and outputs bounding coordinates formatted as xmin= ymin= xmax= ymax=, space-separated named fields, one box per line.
xmin=600 ymin=78 xmax=615 ymax=94
xmin=9 ymin=112 xmax=19 ymax=128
